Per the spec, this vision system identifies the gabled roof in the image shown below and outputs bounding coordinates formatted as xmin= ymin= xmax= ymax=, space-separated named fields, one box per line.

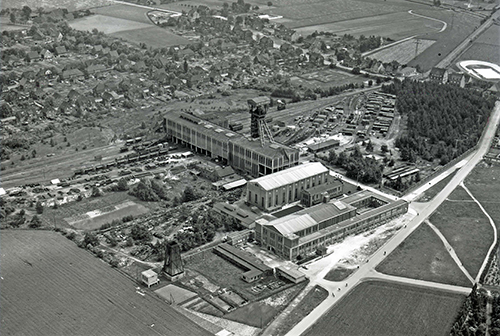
xmin=430 ymin=67 xmax=447 ymax=77
xmin=249 ymin=162 xmax=328 ymax=191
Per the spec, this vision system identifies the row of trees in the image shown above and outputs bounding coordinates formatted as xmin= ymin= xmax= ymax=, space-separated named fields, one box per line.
xmin=384 ymin=79 xmax=496 ymax=165
xmin=450 ymin=285 xmax=487 ymax=335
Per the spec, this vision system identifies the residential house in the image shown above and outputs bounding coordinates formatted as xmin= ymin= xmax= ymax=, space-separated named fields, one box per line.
xmin=447 ymin=73 xmax=466 ymax=88
xmin=55 ymin=46 xmax=68 ymax=56
xmin=178 ymin=48 xmax=195 ymax=60
xmin=61 ymin=69 xmax=84 ymax=80
xmin=429 ymin=67 xmax=448 ymax=84
xmin=43 ymin=49 xmax=54 ymax=60
xmin=26 ymin=51 xmax=41 ymax=62
xmin=87 ymin=64 xmax=107 ymax=76
xmin=132 ymin=60 xmax=146 ymax=72
xmin=93 ymin=83 xmax=105 ymax=96
xmin=109 ymin=50 xmax=119 ymax=59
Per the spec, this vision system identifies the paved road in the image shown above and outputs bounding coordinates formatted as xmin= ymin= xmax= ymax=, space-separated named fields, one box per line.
xmin=285 ymin=101 xmax=500 ymax=336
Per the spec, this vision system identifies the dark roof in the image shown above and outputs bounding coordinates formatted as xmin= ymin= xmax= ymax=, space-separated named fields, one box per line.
xmin=307 ymin=139 xmax=340 ymax=152
xmin=302 ymin=179 xmax=343 ymax=196
xmin=430 ymin=67 xmax=447 ymax=77
xmin=55 ymin=46 xmax=67 ymax=55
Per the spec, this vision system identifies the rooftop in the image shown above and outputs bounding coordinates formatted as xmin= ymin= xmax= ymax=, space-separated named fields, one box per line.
xmin=265 ymin=199 xmax=355 ymax=236
xmin=250 ymin=162 xmax=328 ymax=191
xmin=302 ymin=179 xmax=343 ymax=195
xmin=341 ymin=189 xmax=393 ymax=205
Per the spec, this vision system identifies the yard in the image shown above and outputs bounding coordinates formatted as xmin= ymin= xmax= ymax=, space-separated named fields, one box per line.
xmin=223 ymin=281 xmax=308 ymax=328
xmin=376 ymin=222 xmax=472 ymax=287
xmin=430 ymin=185 xmax=494 ymax=279
xmin=0 ymin=230 xmax=210 ymax=336
xmin=304 ymin=280 xmax=466 ymax=336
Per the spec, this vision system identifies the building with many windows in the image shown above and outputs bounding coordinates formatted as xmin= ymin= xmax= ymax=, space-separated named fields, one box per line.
xmin=246 ymin=162 xmax=330 ymax=212
xmin=254 ymin=190 xmax=408 ymax=260
xmin=164 ymin=112 xmax=299 ymax=177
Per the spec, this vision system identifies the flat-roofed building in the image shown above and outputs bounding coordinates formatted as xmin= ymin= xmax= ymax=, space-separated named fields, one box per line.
xmin=307 ymin=139 xmax=340 ymax=153
xmin=254 ymin=190 xmax=408 ymax=260
xmin=164 ymin=112 xmax=299 ymax=177
xmin=246 ymin=162 xmax=330 ymax=212
xmin=276 ymin=266 xmax=306 ymax=283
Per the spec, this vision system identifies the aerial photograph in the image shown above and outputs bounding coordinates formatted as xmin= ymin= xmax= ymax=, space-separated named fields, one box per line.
xmin=1 ymin=0 xmax=500 ymax=334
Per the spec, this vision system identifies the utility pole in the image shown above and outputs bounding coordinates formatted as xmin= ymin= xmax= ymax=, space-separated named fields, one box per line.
xmin=414 ymin=38 xmax=421 ymax=58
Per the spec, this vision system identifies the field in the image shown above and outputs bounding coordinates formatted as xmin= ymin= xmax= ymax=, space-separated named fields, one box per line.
xmin=111 ymin=26 xmax=192 ymax=47
xmin=70 ymin=14 xmax=151 ymax=34
xmin=273 ymin=285 xmax=329 ymax=336
xmin=465 ymin=162 xmax=500 ymax=232
xmin=295 ymin=12 xmax=442 ymax=40
xmin=0 ymin=230 xmax=210 ymax=336
xmin=41 ymin=191 xmax=153 ymax=229
xmin=430 ymin=185 xmax=494 ymax=279
xmin=324 ymin=267 xmax=356 ymax=282
xmin=92 ymin=4 xmax=153 ymax=24
xmin=368 ymin=39 xmax=436 ymax=65
xmin=1 ymin=0 xmax=112 ymax=10
xmin=458 ymin=25 xmax=500 ymax=64
xmin=409 ymin=9 xmax=481 ymax=71
xmin=304 ymin=280 xmax=466 ymax=336
xmin=64 ymin=200 xmax=149 ymax=230
xmin=376 ymin=222 xmax=472 ymax=287
xmin=290 ymin=68 xmax=366 ymax=89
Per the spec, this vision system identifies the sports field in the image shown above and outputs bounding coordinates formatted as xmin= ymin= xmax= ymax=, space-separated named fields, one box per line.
xmin=304 ymin=280 xmax=466 ymax=336
xmin=0 ymin=230 xmax=211 ymax=336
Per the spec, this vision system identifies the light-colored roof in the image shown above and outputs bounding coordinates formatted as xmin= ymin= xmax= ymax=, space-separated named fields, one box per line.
xmin=271 ymin=214 xmax=317 ymax=236
xmin=250 ymin=162 xmax=328 ymax=191
xmin=276 ymin=266 xmax=305 ymax=279
xmin=141 ymin=269 xmax=157 ymax=278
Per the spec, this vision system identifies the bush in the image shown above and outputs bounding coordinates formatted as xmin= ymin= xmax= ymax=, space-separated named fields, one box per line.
xmin=182 ymin=186 xmax=199 ymax=202
xmin=35 ymin=201 xmax=44 ymax=214
xmin=29 ymin=215 xmax=42 ymax=228
xmin=130 ymin=224 xmax=151 ymax=242
xmin=83 ymin=232 xmax=99 ymax=247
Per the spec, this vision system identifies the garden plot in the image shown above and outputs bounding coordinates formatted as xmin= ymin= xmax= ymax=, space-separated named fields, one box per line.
xmin=369 ymin=38 xmax=436 ymax=65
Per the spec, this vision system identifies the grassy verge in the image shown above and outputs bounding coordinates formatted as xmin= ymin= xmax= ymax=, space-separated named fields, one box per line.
xmin=376 ymin=222 xmax=472 ymax=287
xmin=416 ymin=169 xmax=458 ymax=202
xmin=324 ymin=267 xmax=356 ymax=282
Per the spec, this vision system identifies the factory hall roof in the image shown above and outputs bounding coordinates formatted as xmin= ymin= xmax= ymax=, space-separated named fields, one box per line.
xmin=265 ymin=199 xmax=355 ymax=236
xmin=250 ymin=162 xmax=329 ymax=191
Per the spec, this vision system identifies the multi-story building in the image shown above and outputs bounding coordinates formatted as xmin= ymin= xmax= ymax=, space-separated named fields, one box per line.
xmin=254 ymin=190 xmax=408 ymax=260
xmin=301 ymin=179 xmax=344 ymax=207
xmin=164 ymin=112 xmax=299 ymax=177
xmin=246 ymin=162 xmax=330 ymax=212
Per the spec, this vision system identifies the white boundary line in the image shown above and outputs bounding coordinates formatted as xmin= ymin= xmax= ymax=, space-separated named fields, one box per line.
xmin=408 ymin=10 xmax=447 ymax=32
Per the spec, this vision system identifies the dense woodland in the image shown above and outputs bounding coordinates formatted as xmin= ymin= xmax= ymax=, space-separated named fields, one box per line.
xmin=450 ymin=285 xmax=488 ymax=336
xmin=326 ymin=146 xmax=383 ymax=184
xmin=383 ymin=80 xmax=496 ymax=165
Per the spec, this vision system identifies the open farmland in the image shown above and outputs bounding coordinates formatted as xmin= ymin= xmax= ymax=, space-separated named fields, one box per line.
xmin=304 ymin=280 xmax=466 ymax=336
xmin=376 ymin=222 xmax=472 ymax=287
xmin=368 ymin=38 xmax=436 ymax=65
xmin=457 ymin=25 xmax=500 ymax=64
xmin=295 ymin=12 xmax=443 ymax=40
xmin=0 ymin=230 xmax=211 ymax=336
xmin=70 ymin=14 xmax=152 ymax=34
xmin=1 ymin=0 xmax=112 ymax=10
xmin=92 ymin=4 xmax=153 ymax=24
xmin=408 ymin=9 xmax=481 ymax=70
xmin=111 ymin=26 xmax=192 ymax=47
xmin=429 ymin=185 xmax=494 ymax=279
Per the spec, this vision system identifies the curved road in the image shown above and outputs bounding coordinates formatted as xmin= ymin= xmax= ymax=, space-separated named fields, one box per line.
xmin=408 ymin=10 xmax=447 ymax=33
xmin=285 ymin=100 xmax=500 ymax=336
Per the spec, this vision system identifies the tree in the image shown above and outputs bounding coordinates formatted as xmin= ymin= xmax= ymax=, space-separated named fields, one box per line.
xmin=29 ymin=215 xmax=42 ymax=228
xmin=22 ymin=6 xmax=32 ymax=20
xmin=83 ymin=232 xmax=99 ymax=247
xmin=91 ymin=186 xmax=101 ymax=197
xmin=36 ymin=201 xmax=44 ymax=214
xmin=182 ymin=186 xmax=198 ymax=202
xmin=130 ymin=224 xmax=151 ymax=241
xmin=366 ymin=141 xmax=374 ymax=152
xmin=10 ymin=13 xmax=15 ymax=24
xmin=381 ymin=144 xmax=388 ymax=153
xmin=183 ymin=59 xmax=189 ymax=73
xmin=267 ymin=1 xmax=273 ymax=5
xmin=31 ymin=149 xmax=37 ymax=158
xmin=328 ymin=149 xmax=337 ymax=164
xmin=116 ymin=178 xmax=128 ymax=191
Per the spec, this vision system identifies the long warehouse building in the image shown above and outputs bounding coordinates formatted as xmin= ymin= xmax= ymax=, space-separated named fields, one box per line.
xmin=254 ymin=190 xmax=408 ymax=260
xmin=164 ymin=112 xmax=299 ymax=177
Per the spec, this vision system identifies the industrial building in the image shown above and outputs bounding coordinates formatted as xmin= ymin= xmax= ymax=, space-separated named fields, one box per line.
xmin=307 ymin=139 xmax=340 ymax=153
xmin=164 ymin=111 xmax=299 ymax=177
xmin=301 ymin=179 xmax=344 ymax=207
xmin=246 ymin=162 xmax=331 ymax=212
xmin=254 ymin=190 xmax=408 ymax=260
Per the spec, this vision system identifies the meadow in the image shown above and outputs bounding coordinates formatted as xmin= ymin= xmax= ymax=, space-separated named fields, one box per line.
xmin=304 ymin=280 xmax=466 ymax=336
xmin=111 ymin=26 xmax=192 ymax=47
xmin=376 ymin=222 xmax=472 ymax=287
xmin=368 ymin=39 xmax=436 ymax=65
xmin=70 ymin=14 xmax=151 ymax=34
